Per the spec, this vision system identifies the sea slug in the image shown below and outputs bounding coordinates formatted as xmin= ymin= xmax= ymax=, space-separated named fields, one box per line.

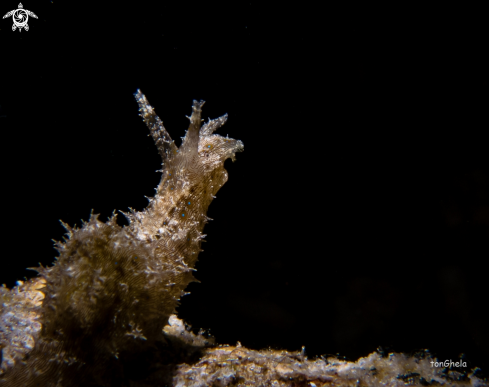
xmin=0 ymin=90 xmax=243 ymax=386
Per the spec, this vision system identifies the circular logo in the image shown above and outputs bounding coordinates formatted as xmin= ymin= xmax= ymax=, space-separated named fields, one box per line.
xmin=13 ymin=9 xmax=28 ymax=28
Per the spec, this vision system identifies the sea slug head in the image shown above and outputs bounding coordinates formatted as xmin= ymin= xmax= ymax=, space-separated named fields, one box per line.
xmin=135 ymin=90 xmax=243 ymax=201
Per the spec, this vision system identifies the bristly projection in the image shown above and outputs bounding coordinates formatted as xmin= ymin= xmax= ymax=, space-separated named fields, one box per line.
xmin=0 ymin=90 xmax=243 ymax=386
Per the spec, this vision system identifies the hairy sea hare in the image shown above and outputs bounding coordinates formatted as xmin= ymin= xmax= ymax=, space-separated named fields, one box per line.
xmin=0 ymin=91 xmax=243 ymax=386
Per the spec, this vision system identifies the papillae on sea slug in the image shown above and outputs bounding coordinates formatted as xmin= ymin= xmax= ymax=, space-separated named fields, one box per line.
xmin=1 ymin=92 xmax=487 ymax=386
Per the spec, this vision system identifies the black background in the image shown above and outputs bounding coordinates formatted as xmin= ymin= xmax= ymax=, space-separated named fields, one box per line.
xmin=1 ymin=1 xmax=488 ymax=378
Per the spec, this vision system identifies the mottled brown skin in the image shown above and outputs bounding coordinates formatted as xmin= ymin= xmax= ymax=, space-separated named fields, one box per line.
xmin=0 ymin=91 xmax=243 ymax=386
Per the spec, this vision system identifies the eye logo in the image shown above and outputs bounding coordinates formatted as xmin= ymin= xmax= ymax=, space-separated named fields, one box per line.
xmin=3 ymin=3 xmax=38 ymax=32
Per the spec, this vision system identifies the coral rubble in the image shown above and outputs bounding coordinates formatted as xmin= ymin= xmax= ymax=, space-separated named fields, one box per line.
xmin=172 ymin=325 xmax=488 ymax=387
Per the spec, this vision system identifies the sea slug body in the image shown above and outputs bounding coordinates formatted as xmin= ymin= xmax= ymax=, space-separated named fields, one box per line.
xmin=0 ymin=91 xmax=243 ymax=386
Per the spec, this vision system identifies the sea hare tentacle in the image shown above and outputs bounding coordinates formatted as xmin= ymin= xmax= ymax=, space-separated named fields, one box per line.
xmin=134 ymin=89 xmax=177 ymax=161
xmin=0 ymin=91 xmax=243 ymax=386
